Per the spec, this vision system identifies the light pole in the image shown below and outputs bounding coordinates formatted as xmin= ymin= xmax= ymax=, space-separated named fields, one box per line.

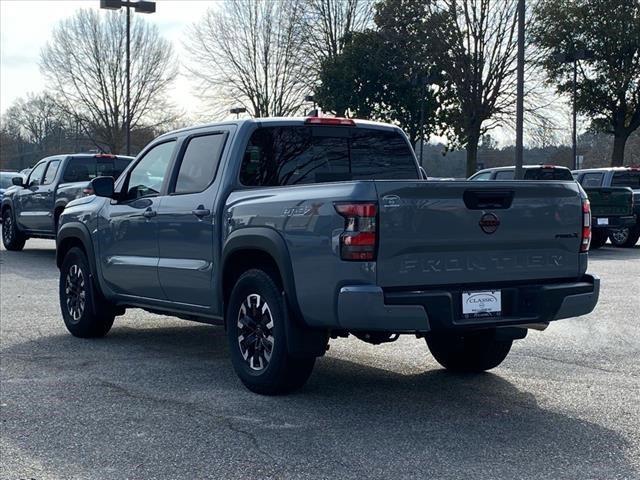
xmin=554 ymin=49 xmax=594 ymax=169
xmin=230 ymin=107 xmax=247 ymax=119
xmin=99 ymin=0 xmax=156 ymax=155
xmin=514 ymin=0 xmax=525 ymax=180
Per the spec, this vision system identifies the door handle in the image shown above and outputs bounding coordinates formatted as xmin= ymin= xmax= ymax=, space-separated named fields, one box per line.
xmin=192 ymin=207 xmax=211 ymax=218
xmin=142 ymin=208 xmax=157 ymax=219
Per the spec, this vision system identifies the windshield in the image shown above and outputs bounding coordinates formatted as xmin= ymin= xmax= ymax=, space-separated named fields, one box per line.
xmin=611 ymin=171 xmax=640 ymax=189
xmin=62 ymin=157 xmax=131 ymax=183
xmin=240 ymin=126 xmax=418 ymax=187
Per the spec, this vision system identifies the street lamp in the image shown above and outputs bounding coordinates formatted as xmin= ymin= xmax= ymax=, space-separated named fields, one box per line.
xmin=554 ymin=48 xmax=594 ymax=169
xmin=514 ymin=0 xmax=525 ymax=180
xmin=230 ymin=107 xmax=247 ymax=119
xmin=99 ymin=0 xmax=156 ymax=155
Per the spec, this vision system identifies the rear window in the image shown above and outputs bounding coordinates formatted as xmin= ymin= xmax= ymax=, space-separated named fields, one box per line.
xmin=524 ymin=168 xmax=573 ymax=181
xmin=611 ymin=171 xmax=640 ymax=189
xmin=62 ymin=156 xmax=131 ymax=183
xmin=239 ymin=126 xmax=418 ymax=187
xmin=495 ymin=170 xmax=514 ymax=180
xmin=580 ymin=172 xmax=604 ymax=187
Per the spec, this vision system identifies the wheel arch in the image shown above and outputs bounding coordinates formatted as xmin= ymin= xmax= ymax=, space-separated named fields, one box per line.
xmin=56 ymin=222 xmax=96 ymax=275
xmin=221 ymin=227 xmax=302 ymax=322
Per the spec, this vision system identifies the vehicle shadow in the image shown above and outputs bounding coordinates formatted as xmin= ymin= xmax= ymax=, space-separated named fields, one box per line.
xmin=2 ymin=322 xmax=637 ymax=479
xmin=589 ymin=243 xmax=640 ymax=260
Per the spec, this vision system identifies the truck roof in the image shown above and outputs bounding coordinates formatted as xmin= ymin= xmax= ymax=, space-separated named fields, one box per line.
xmin=572 ymin=166 xmax=640 ymax=174
xmin=156 ymin=117 xmax=403 ymax=141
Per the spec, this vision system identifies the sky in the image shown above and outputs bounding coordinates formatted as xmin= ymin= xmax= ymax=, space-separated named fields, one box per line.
xmin=0 ymin=0 xmax=213 ymax=117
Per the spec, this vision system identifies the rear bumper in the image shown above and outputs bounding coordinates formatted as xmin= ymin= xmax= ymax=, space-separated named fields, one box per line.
xmin=592 ymin=215 xmax=636 ymax=229
xmin=336 ymin=275 xmax=599 ymax=333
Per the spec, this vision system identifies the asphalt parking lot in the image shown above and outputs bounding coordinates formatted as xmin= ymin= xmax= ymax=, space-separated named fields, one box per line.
xmin=1 ymin=236 xmax=639 ymax=480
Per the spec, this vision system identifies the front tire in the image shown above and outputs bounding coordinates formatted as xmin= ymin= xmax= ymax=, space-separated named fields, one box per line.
xmin=425 ymin=329 xmax=512 ymax=372
xmin=59 ymin=247 xmax=115 ymax=338
xmin=2 ymin=208 xmax=27 ymax=251
xmin=226 ymin=269 xmax=315 ymax=395
xmin=609 ymin=226 xmax=640 ymax=248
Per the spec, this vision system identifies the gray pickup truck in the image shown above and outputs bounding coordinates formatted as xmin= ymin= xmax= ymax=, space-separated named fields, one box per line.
xmin=55 ymin=117 xmax=600 ymax=394
xmin=1 ymin=153 xmax=132 ymax=250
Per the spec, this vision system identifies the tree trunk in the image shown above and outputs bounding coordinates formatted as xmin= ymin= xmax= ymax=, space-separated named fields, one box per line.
xmin=466 ymin=132 xmax=480 ymax=177
xmin=611 ymin=131 xmax=628 ymax=167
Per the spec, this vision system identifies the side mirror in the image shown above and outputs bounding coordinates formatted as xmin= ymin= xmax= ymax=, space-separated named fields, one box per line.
xmin=12 ymin=176 xmax=25 ymax=187
xmin=91 ymin=176 xmax=115 ymax=198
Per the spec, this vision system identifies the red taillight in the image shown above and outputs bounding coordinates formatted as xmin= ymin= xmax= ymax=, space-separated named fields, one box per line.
xmin=581 ymin=198 xmax=591 ymax=252
xmin=305 ymin=117 xmax=355 ymax=126
xmin=334 ymin=202 xmax=377 ymax=261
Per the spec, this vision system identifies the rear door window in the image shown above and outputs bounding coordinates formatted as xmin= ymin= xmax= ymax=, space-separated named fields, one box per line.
xmin=494 ymin=170 xmax=515 ymax=180
xmin=580 ymin=173 xmax=604 ymax=187
xmin=611 ymin=171 xmax=640 ymax=189
xmin=173 ymin=133 xmax=226 ymax=194
xmin=240 ymin=126 xmax=418 ymax=187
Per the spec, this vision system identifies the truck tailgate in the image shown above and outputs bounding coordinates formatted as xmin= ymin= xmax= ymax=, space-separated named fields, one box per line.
xmin=584 ymin=187 xmax=633 ymax=217
xmin=375 ymin=181 xmax=584 ymax=287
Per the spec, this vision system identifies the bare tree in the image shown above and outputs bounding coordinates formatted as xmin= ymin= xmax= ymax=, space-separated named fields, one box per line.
xmin=433 ymin=0 xmax=520 ymax=176
xmin=185 ymin=0 xmax=309 ymax=118
xmin=302 ymin=0 xmax=374 ymax=75
xmin=2 ymin=93 xmax=65 ymax=153
xmin=40 ymin=8 xmax=177 ymax=154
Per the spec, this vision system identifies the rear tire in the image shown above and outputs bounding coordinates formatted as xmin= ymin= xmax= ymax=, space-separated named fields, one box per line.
xmin=589 ymin=229 xmax=608 ymax=250
xmin=609 ymin=226 xmax=640 ymax=248
xmin=426 ymin=329 xmax=512 ymax=372
xmin=226 ymin=269 xmax=315 ymax=395
xmin=2 ymin=208 xmax=27 ymax=251
xmin=59 ymin=247 xmax=115 ymax=338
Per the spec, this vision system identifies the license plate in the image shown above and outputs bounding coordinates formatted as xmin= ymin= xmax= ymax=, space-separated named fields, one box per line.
xmin=597 ymin=217 xmax=609 ymax=226
xmin=462 ymin=290 xmax=502 ymax=319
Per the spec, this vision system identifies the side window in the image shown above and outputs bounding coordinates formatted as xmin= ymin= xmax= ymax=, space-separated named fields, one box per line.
xmin=27 ymin=162 xmax=47 ymax=187
xmin=470 ymin=172 xmax=492 ymax=181
xmin=174 ymin=134 xmax=226 ymax=194
xmin=580 ymin=173 xmax=604 ymax=187
xmin=42 ymin=160 xmax=61 ymax=185
xmin=495 ymin=170 xmax=515 ymax=180
xmin=126 ymin=141 xmax=176 ymax=200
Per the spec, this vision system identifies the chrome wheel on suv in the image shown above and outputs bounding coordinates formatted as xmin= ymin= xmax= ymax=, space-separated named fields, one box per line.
xmin=237 ymin=294 xmax=275 ymax=371
xmin=65 ymin=264 xmax=86 ymax=322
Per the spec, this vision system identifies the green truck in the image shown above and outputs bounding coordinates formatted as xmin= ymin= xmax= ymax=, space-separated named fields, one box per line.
xmin=573 ymin=167 xmax=639 ymax=249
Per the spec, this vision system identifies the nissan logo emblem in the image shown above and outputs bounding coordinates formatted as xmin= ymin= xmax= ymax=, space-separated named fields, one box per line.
xmin=479 ymin=213 xmax=500 ymax=234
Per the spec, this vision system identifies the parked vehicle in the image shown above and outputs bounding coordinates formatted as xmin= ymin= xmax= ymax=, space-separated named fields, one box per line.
xmin=468 ymin=164 xmax=574 ymax=181
xmin=56 ymin=117 xmax=599 ymax=394
xmin=0 ymin=171 xmax=20 ymax=200
xmin=1 ymin=153 xmax=133 ymax=250
xmin=572 ymin=167 xmax=640 ymax=248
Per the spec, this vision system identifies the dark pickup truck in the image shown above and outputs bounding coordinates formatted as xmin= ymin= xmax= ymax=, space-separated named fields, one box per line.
xmin=1 ymin=153 xmax=133 ymax=250
xmin=572 ymin=167 xmax=639 ymax=248
xmin=55 ymin=117 xmax=600 ymax=394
